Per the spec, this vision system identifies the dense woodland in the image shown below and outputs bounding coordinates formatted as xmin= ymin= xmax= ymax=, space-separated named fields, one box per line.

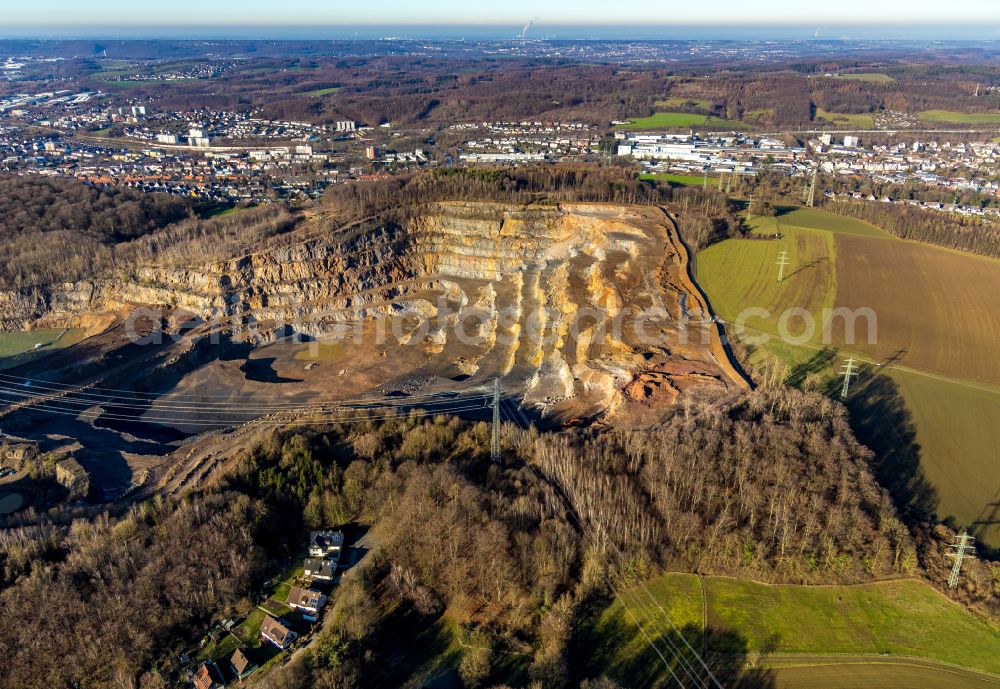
xmin=727 ymin=171 xmax=1000 ymax=259
xmin=0 ymin=176 xmax=189 ymax=287
xmin=0 ymin=492 xmax=282 ymax=689
xmin=824 ymin=199 xmax=1000 ymax=258
xmin=0 ymin=176 xmax=297 ymax=287
xmin=321 ymin=165 xmax=673 ymax=217
xmin=0 ymin=390 xmax=995 ymax=689
xmin=670 ymin=69 xmax=999 ymax=125
xmin=0 ymin=168 xmax=737 ymax=290
xmin=223 ymin=61 xmax=1000 ymax=129
xmin=0 ymin=177 xmax=188 ymax=243
xmin=8 ymin=50 xmax=995 ymax=128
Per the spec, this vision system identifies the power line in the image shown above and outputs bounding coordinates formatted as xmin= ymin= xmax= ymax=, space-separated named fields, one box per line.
xmin=0 ymin=383 xmax=488 ymax=414
xmin=500 ymin=400 xmax=721 ymax=689
xmin=0 ymin=395 xmax=493 ymax=430
xmin=775 ymin=250 xmax=790 ymax=283
xmin=839 ymin=356 xmax=857 ymax=398
xmin=0 ymin=379 xmax=488 ymax=413
xmin=947 ymin=531 xmax=976 ymax=589
xmin=0 ymin=371 xmax=485 ymax=402
xmin=493 ymin=418 xmax=702 ymax=689
xmin=0 ymin=387 xmax=491 ymax=421
xmin=0 ymin=385 xmax=494 ymax=429
xmin=490 ymin=377 xmax=501 ymax=463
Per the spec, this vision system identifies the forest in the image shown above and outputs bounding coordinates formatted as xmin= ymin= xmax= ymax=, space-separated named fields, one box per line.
xmin=0 ymin=167 xmax=739 ymax=297
xmin=227 ymin=61 xmax=1000 ymax=129
xmin=0 ymin=176 xmax=189 ymax=287
xmin=8 ymin=51 xmax=986 ymax=129
xmin=0 ymin=389 xmax=995 ymax=689
xmin=824 ymin=198 xmax=1000 ymax=259
xmin=719 ymin=170 xmax=1000 ymax=259
xmin=0 ymin=175 xmax=297 ymax=287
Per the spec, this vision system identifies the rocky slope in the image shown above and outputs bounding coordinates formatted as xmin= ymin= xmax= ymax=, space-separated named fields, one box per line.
xmin=0 ymin=202 xmax=748 ymax=421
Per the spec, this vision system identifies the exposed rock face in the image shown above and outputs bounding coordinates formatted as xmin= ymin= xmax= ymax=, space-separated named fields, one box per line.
xmin=0 ymin=202 xmax=747 ymax=421
xmin=0 ymin=283 xmax=98 ymax=331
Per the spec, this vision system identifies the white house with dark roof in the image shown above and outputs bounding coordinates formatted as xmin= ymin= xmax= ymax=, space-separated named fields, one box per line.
xmin=307 ymin=530 xmax=344 ymax=560
xmin=304 ymin=557 xmax=337 ymax=581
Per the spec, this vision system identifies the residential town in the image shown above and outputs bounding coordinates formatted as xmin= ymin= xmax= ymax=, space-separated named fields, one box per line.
xmin=616 ymin=130 xmax=1000 ymax=214
xmin=189 ymin=529 xmax=348 ymax=689
xmin=0 ymin=81 xmax=998 ymax=213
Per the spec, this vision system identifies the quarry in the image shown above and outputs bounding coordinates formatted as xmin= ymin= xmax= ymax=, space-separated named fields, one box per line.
xmin=0 ymin=202 xmax=747 ymax=503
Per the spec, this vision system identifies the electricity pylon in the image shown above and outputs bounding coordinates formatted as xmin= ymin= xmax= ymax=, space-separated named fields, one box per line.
xmin=776 ymin=250 xmax=790 ymax=283
xmin=490 ymin=377 xmax=501 ymax=463
xmin=839 ymin=356 xmax=857 ymax=398
xmin=806 ymin=168 xmax=818 ymax=208
xmin=948 ymin=532 xmax=976 ymax=589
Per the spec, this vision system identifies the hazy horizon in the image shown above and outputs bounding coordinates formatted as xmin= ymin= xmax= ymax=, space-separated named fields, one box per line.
xmin=1 ymin=23 xmax=999 ymax=41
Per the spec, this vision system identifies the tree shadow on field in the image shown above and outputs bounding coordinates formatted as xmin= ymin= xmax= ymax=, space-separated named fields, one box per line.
xmin=833 ymin=368 xmax=939 ymax=522
xmin=784 ymin=347 xmax=838 ymax=389
xmin=970 ymin=488 xmax=1000 ymax=560
xmin=576 ymin=602 xmax=775 ymax=689
xmin=783 ymin=256 xmax=828 ymax=282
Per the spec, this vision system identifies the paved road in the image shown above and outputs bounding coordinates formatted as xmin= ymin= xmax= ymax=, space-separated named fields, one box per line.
xmin=760 ymin=128 xmax=1000 ymax=135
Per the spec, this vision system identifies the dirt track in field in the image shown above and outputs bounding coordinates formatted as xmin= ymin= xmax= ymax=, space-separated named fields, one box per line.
xmin=766 ymin=655 xmax=1000 ymax=689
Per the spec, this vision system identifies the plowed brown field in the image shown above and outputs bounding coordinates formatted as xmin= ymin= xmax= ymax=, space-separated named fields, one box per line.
xmin=833 ymin=235 xmax=1000 ymax=385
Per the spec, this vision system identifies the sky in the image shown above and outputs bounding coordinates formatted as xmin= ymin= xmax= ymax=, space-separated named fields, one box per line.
xmin=3 ymin=0 xmax=1000 ymax=38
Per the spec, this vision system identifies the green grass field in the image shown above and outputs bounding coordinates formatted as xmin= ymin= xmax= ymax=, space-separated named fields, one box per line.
xmin=764 ymin=207 xmax=887 ymax=237
xmin=0 ymin=328 xmax=85 ymax=370
xmin=618 ymin=111 xmax=742 ymax=129
xmin=654 ymin=96 xmax=714 ymax=110
xmin=304 ymin=86 xmax=341 ymax=96
xmin=885 ymin=368 xmax=1000 ymax=532
xmin=814 ymin=108 xmax=877 ymax=129
xmin=639 ymin=173 xmax=719 ymax=187
xmin=918 ymin=110 xmax=1000 ymax=125
xmin=696 ymin=207 xmax=1000 ymax=547
xmin=768 ymin=660 xmax=1000 ymax=689
xmin=743 ymin=108 xmax=772 ymax=122
xmin=696 ymin=210 xmax=851 ymax=342
xmin=268 ymin=563 xmax=304 ymax=605
xmin=833 ymin=73 xmax=895 ymax=83
xmin=194 ymin=629 xmax=242 ymax=663
xmin=705 ymin=577 xmax=999 ymax=671
xmin=592 ymin=572 xmax=1000 ymax=688
xmin=583 ymin=573 xmax=704 ymax=688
